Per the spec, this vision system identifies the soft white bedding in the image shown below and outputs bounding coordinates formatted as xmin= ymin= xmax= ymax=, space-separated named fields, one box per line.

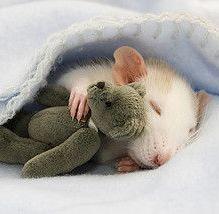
xmin=0 ymin=1 xmax=219 ymax=213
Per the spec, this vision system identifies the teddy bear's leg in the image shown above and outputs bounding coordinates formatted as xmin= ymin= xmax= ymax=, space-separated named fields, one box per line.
xmin=0 ymin=126 xmax=50 ymax=164
xmin=36 ymin=85 xmax=69 ymax=107
xmin=22 ymin=128 xmax=101 ymax=178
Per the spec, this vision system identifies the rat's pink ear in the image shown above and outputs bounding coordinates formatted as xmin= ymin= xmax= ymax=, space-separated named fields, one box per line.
xmin=112 ymin=46 xmax=147 ymax=85
xmin=196 ymin=90 xmax=211 ymax=123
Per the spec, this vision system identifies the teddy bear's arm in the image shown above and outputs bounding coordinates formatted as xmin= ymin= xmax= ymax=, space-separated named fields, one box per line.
xmin=36 ymin=85 xmax=70 ymax=107
xmin=22 ymin=127 xmax=101 ymax=178
xmin=0 ymin=126 xmax=50 ymax=164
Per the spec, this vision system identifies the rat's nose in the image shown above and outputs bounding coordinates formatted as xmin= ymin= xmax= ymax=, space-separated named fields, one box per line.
xmin=153 ymin=154 xmax=170 ymax=166
xmin=96 ymin=81 xmax=105 ymax=89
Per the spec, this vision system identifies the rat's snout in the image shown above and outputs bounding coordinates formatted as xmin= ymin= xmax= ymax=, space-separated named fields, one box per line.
xmin=96 ymin=81 xmax=105 ymax=89
xmin=152 ymin=153 xmax=171 ymax=167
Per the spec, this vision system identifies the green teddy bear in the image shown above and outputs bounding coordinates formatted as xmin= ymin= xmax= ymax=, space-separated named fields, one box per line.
xmin=0 ymin=81 xmax=147 ymax=178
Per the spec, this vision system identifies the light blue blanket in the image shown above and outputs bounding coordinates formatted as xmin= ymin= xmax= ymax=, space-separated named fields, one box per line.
xmin=1 ymin=2 xmax=219 ymax=125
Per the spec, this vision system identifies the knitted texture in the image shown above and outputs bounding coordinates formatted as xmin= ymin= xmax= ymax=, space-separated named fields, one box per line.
xmin=1 ymin=13 xmax=219 ymax=125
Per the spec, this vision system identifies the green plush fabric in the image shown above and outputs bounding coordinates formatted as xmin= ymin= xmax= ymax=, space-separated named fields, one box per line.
xmin=87 ymin=81 xmax=147 ymax=141
xmin=36 ymin=85 xmax=69 ymax=107
xmin=0 ymin=126 xmax=50 ymax=164
xmin=29 ymin=107 xmax=88 ymax=147
xmin=4 ymin=111 xmax=35 ymax=138
xmin=0 ymin=81 xmax=147 ymax=178
xmin=22 ymin=128 xmax=100 ymax=178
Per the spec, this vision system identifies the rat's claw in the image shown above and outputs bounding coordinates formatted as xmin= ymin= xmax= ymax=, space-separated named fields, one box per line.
xmin=69 ymin=90 xmax=75 ymax=107
xmin=83 ymin=101 xmax=90 ymax=117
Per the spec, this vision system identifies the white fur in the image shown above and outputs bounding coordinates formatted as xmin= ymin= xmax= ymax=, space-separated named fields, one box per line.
xmin=57 ymin=60 xmax=199 ymax=167
xmin=58 ymin=63 xmax=113 ymax=93
xmin=128 ymin=60 xmax=198 ymax=167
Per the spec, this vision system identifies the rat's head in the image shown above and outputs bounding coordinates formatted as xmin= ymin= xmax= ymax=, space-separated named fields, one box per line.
xmin=87 ymin=81 xmax=147 ymax=141
xmin=112 ymin=46 xmax=210 ymax=169
xmin=129 ymin=83 xmax=210 ymax=169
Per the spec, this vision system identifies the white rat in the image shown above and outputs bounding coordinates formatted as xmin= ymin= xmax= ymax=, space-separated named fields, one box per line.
xmin=57 ymin=46 xmax=210 ymax=172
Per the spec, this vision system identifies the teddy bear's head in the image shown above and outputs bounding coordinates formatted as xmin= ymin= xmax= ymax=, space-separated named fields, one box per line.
xmin=87 ymin=81 xmax=147 ymax=141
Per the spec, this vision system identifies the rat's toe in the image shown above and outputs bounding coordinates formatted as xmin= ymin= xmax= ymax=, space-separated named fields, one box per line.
xmin=117 ymin=165 xmax=139 ymax=173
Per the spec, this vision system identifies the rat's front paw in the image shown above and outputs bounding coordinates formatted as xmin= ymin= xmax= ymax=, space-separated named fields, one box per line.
xmin=116 ymin=156 xmax=140 ymax=173
xmin=69 ymin=88 xmax=90 ymax=122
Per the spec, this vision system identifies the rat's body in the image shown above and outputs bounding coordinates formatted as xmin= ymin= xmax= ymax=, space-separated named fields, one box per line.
xmin=58 ymin=47 xmax=209 ymax=170
xmin=58 ymin=62 xmax=113 ymax=92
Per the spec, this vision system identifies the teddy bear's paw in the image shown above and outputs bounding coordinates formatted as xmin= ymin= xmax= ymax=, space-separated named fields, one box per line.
xmin=116 ymin=156 xmax=140 ymax=173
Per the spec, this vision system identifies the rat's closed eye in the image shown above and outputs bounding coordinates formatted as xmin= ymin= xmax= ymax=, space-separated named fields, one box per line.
xmin=189 ymin=127 xmax=195 ymax=133
xmin=149 ymin=100 xmax=161 ymax=116
xmin=189 ymin=124 xmax=198 ymax=135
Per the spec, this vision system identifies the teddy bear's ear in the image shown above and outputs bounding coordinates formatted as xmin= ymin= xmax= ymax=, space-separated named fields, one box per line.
xmin=128 ymin=81 xmax=146 ymax=98
xmin=112 ymin=46 xmax=147 ymax=85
